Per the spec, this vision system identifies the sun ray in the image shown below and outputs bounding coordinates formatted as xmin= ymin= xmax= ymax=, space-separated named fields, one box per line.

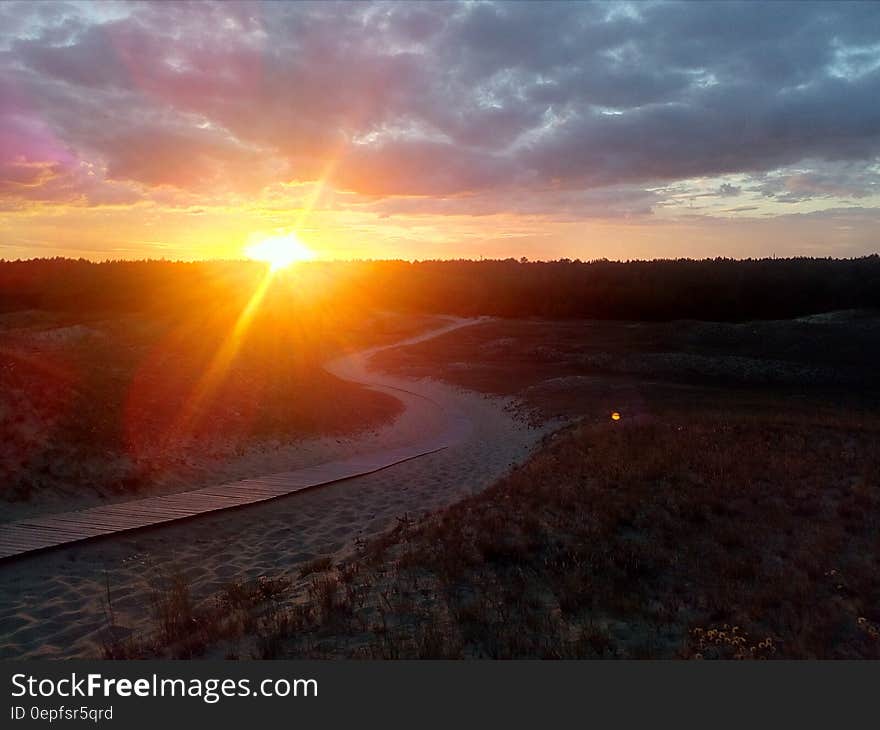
xmin=169 ymin=135 xmax=356 ymax=444
xmin=166 ymin=267 xmax=275 ymax=442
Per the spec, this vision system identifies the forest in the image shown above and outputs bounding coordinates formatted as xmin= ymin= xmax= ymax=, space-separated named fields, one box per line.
xmin=1 ymin=255 xmax=879 ymax=321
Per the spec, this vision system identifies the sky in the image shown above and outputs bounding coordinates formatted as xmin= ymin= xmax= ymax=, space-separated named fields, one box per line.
xmin=1 ymin=0 xmax=879 ymax=262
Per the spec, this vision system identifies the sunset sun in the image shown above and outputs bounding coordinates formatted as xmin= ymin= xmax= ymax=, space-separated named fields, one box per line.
xmin=245 ymin=232 xmax=315 ymax=271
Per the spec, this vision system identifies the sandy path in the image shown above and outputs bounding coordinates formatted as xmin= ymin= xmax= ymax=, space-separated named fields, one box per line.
xmin=0 ymin=317 xmax=550 ymax=658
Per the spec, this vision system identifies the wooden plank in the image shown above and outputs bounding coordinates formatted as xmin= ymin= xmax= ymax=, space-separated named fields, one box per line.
xmin=30 ymin=512 xmax=135 ymax=525
xmin=221 ymin=487 xmax=287 ymax=497
xmin=0 ymin=441 xmax=451 ymax=560
xmin=58 ymin=507 xmax=149 ymax=520
xmin=178 ymin=490 xmax=251 ymax=501
xmin=0 ymin=534 xmax=66 ymax=550
xmin=199 ymin=487 xmax=276 ymax=497
xmin=6 ymin=530 xmax=101 ymax=545
xmin=8 ymin=524 xmax=98 ymax=539
xmin=0 ymin=536 xmax=57 ymax=551
xmin=91 ymin=506 xmax=194 ymax=519
xmin=194 ymin=492 xmax=260 ymax=501
xmin=37 ymin=518 xmax=143 ymax=530
xmin=114 ymin=506 xmax=198 ymax=516
xmin=45 ymin=513 xmax=145 ymax=528
xmin=28 ymin=515 xmax=118 ymax=528
xmin=96 ymin=503 xmax=200 ymax=516
xmin=144 ymin=496 xmax=230 ymax=505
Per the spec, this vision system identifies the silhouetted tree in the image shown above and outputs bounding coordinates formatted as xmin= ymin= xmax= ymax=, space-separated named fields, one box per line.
xmin=1 ymin=255 xmax=878 ymax=322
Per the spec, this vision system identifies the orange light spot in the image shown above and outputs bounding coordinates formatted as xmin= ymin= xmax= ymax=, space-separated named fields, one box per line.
xmin=611 ymin=411 xmax=621 ymax=421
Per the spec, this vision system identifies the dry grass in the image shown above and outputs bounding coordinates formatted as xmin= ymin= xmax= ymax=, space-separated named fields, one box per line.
xmin=102 ymin=568 xmax=292 ymax=659
xmin=108 ymin=404 xmax=880 ymax=659
xmin=299 ymin=408 xmax=878 ymax=659
xmin=372 ymin=314 xmax=880 ymax=422
xmin=0 ymin=310 xmax=438 ymax=504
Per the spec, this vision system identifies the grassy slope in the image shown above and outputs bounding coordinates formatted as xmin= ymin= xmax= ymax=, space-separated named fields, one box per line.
xmin=321 ymin=407 xmax=879 ymax=658
xmin=0 ymin=310 xmax=438 ymax=504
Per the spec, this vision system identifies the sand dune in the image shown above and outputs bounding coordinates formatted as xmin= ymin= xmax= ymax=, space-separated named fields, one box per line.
xmin=0 ymin=317 xmax=550 ymax=658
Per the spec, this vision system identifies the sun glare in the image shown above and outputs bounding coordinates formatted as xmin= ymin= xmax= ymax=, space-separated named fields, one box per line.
xmin=245 ymin=232 xmax=315 ymax=271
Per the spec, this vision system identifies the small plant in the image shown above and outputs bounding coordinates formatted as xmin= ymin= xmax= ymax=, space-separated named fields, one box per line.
xmin=857 ymin=617 xmax=879 ymax=641
xmin=298 ymin=556 xmax=334 ymax=579
xmin=685 ymin=625 xmax=777 ymax=660
xmin=150 ymin=569 xmax=196 ymax=645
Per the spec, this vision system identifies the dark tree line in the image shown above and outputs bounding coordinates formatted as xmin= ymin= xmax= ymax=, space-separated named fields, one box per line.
xmin=1 ymin=255 xmax=878 ymax=321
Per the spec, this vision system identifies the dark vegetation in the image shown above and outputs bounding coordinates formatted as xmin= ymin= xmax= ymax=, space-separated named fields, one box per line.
xmin=2 ymin=255 xmax=879 ymax=321
xmin=101 ymin=313 xmax=880 ymax=659
xmin=373 ymin=314 xmax=880 ymax=421
xmin=107 ymin=403 xmax=880 ymax=659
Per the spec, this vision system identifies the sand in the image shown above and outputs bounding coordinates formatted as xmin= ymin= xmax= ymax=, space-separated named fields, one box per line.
xmin=0 ymin=317 xmax=551 ymax=658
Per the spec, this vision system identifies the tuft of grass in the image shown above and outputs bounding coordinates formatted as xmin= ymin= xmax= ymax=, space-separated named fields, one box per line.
xmin=298 ymin=556 xmax=334 ymax=579
xmin=102 ymin=569 xmax=292 ymax=659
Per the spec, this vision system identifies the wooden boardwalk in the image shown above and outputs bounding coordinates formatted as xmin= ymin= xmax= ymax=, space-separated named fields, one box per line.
xmin=0 ymin=441 xmax=450 ymax=561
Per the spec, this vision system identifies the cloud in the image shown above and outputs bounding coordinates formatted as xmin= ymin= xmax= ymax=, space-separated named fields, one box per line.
xmin=363 ymin=185 xmax=659 ymax=220
xmin=754 ymin=160 xmax=880 ymax=202
xmin=0 ymin=0 xmax=879 ymax=222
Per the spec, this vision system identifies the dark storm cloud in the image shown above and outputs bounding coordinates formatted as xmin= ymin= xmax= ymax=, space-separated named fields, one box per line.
xmin=1 ymin=0 xmax=879 ymax=208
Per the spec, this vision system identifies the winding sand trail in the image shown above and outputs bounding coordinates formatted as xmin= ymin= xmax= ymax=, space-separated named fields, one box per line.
xmin=0 ymin=318 xmax=478 ymax=561
xmin=0 ymin=316 xmax=549 ymax=658
xmin=324 ymin=315 xmax=478 ymax=452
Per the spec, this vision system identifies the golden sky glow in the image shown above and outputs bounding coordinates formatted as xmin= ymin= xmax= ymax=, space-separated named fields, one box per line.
xmin=1 ymin=2 xmax=879 ymax=262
